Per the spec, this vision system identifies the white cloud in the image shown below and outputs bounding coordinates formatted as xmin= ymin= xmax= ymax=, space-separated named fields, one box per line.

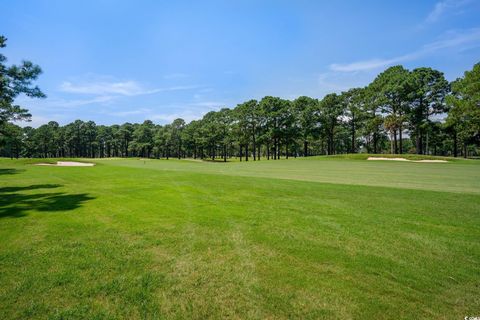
xmin=101 ymin=99 xmax=229 ymax=124
xmin=330 ymin=28 xmax=480 ymax=72
xmin=423 ymin=28 xmax=480 ymax=51
xmin=15 ymin=95 xmax=116 ymax=110
xmin=149 ymin=111 xmax=204 ymax=123
xmin=330 ymin=57 xmax=408 ymax=72
xmin=107 ymin=108 xmax=153 ymax=117
xmin=60 ymin=80 xmax=145 ymax=96
xmin=60 ymin=95 xmax=116 ymax=107
xmin=16 ymin=115 xmax=52 ymax=128
xmin=60 ymin=80 xmax=201 ymax=97
xmin=189 ymin=101 xmax=227 ymax=108
xmin=426 ymin=0 xmax=473 ymax=23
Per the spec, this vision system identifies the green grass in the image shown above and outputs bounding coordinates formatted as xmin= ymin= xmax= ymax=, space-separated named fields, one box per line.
xmin=0 ymin=156 xmax=479 ymax=319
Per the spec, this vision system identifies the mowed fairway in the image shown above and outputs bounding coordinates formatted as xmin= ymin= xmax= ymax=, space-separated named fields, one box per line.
xmin=0 ymin=157 xmax=479 ymax=319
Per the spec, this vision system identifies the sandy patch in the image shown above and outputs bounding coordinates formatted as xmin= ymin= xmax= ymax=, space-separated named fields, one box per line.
xmin=367 ymin=157 xmax=447 ymax=163
xmin=35 ymin=161 xmax=95 ymax=167
xmin=94 ymin=158 xmax=122 ymax=160
xmin=367 ymin=157 xmax=409 ymax=161
xmin=414 ymin=159 xmax=447 ymax=163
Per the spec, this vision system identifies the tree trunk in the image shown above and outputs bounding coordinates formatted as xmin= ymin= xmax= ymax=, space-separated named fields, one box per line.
xmin=393 ymin=130 xmax=398 ymax=154
xmin=304 ymin=140 xmax=308 ymax=157
xmin=273 ymin=139 xmax=276 ymax=160
xmin=252 ymin=133 xmax=256 ymax=161
xmin=245 ymin=144 xmax=249 ymax=161
xmin=399 ymin=125 xmax=403 ymax=154
xmin=351 ymin=118 xmax=355 ymax=153
xmin=390 ymin=133 xmax=394 ymax=154
xmin=453 ymin=131 xmax=458 ymax=157
xmin=425 ymin=132 xmax=429 ymax=155
xmin=416 ymin=129 xmax=422 ymax=155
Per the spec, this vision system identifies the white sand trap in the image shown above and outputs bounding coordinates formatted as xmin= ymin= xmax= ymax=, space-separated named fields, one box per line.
xmin=35 ymin=161 xmax=95 ymax=167
xmin=367 ymin=157 xmax=410 ymax=161
xmin=414 ymin=159 xmax=447 ymax=163
xmin=367 ymin=157 xmax=447 ymax=163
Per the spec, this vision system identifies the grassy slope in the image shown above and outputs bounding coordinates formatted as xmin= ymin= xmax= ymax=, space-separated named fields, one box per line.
xmin=0 ymin=158 xmax=479 ymax=319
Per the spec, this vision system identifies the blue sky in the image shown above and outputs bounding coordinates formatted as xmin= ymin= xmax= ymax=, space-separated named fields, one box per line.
xmin=2 ymin=0 xmax=480 ymax=127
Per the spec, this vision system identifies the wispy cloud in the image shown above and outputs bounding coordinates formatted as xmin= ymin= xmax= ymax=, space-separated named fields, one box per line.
xmin=425 ymin=0 xmax=473 ymax=23
xmin=101 ymin=100 xmax=229 ymax=124
xmin=16 ymin=115 xmax=53 ymax=128
xmin=107 ymin=108 xmax=153 ymax=117
xmin=14 ymin=95 xmax=116 ymax=111
xmin=60 ymin=80 xmax=145 ymax=96
xmin=189 ymin=101 xmax=227 ymax=108
xmin=148 ymin=110 xmax=205 ymax=123
xmin=60 ymin=80 xmax=201 ymax=96
xmin=330 ymin=28 xmax=480 ymax=72
xmin=60 ymin=95 xmax=116 ymax=107
xmin=330 ymin=57 xmax=408 ymax=72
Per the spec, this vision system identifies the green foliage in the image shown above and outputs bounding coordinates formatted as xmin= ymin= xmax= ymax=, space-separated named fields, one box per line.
xmin=0 ymin=35 xmax=45 ymax=128
xmin=446 ymin=62 xmax=480 ymax=157
xmin=407 ymin=68 xmax=449 ymax=154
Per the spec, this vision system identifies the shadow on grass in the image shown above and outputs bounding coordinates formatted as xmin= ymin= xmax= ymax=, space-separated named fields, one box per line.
xmin=0 ymin=168 xmax=24 ymax=175
xmin=0 ymin=184 xmax=95 ymax=219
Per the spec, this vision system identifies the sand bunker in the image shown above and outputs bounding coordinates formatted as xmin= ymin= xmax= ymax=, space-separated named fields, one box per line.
xmin=367 ymin=157 xmax=447 ymax=163
xmin=35 ymin=161 xmax=95 ymax=167
xmin=414 ymin=160 xmax=448 ymax=163
xmin=368 ymin=157 xmax=409 ymax=161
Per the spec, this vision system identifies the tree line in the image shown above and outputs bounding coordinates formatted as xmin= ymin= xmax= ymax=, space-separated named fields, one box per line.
xmin=1 ymin=36 xmax=479 ymax=160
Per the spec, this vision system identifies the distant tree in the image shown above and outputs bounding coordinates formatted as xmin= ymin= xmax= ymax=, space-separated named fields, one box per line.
xmin=407 ymin=68 xmax=449 ymax=154
xmin=341 ymin=88 xmax=366 ymax=153
xmin=170 ymin=118 xmax=185 ymax=159
xmin=369 ymin=66 xmax=411 ymax=154
xmin=132 ymin=120 xmax=154 ymax=157
xmin=65 ymin=120 xmax=86 ymax=157
xmin=318 ymin=93 xmax=344 ymax=155
xmin=97 ymin=125 xmax=114 ymax=158
xmin=21 ymin=126 xmax=36 ymax=157
xmin=34 ymin=121 xmax=60 ymax=157
xmin=446 ymin=62 xmax=480 ymax=157
xmin=182 ymin=120 xmax=198 ymax=159
xmin=201 ymin=111 xmax=223 ymax=160
xmin=278 ymin=99 xmax=296 ymax=158
xmin=236 ymin=100 xmax=261 ymax=161
xmin=216 ymin=108 xmax=233 ymax=162
xmin=0 ymin=122 xmax=23 ymax=158
xmin=259 ymin=96 xmax=289 ymax=159
xmin=154 ymin=124 xmax=172 ymax=159
xmin=119 ymin=123 xmax=134 ymax=157
xmin=292 ymin=96 xmax=318 ymax=156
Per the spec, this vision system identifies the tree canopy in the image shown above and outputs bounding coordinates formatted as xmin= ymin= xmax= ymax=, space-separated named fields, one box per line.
xmin=0 ymin=36 xmax=45 ymax=131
